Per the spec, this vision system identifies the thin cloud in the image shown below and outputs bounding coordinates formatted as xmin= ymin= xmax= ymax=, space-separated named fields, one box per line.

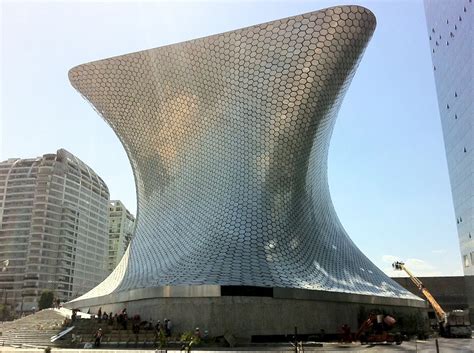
xmin=382 ymin=255 xmax=399 ymax=263
xmin=381 ymin=255 xmax=443 ymax=277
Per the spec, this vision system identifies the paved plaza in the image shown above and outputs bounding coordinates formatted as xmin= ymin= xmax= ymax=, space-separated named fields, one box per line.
xmin=0 ymin=338 xmax=472 ymax=353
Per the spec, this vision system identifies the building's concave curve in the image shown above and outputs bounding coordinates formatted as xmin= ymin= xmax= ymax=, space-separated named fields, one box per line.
xmin=67 ymin=5 xmax=419 ymax=304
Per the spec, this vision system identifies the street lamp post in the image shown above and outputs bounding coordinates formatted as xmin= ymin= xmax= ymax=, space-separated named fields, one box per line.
xmin=1 ymin=260 xmax=10 ymax=320
xmin=20 ymin=291 xmax=24 ymax=317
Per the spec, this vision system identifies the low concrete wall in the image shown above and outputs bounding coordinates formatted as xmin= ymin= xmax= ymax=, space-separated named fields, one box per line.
xmin=393 ymin=276 xmax=474 ymax=325
xmin=392 ymin=276 xmax=468 ymax=312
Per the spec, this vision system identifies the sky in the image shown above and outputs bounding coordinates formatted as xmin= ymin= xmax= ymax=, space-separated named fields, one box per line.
xmin=0 ymin=0 xmax=463 ymax=277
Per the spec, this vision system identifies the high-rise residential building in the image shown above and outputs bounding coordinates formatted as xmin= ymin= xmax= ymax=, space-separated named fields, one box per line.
xmin=107 ymin=200 xmax=135 ymax=272
xmin=424 ymin=0 xmax=473 ymax=319
xmin=0 ymin=149 xmax=110 ymax=312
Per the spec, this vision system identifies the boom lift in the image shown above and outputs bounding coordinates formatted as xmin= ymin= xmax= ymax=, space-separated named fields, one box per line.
xmin=392 ymin=261 xmax=471 ymax=338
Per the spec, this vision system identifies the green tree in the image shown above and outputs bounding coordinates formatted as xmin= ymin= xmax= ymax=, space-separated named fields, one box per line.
xmin=0 ymin=303 xmax=12 ymax=320
xmin=38 ymin=290 xmax=54 ymax=310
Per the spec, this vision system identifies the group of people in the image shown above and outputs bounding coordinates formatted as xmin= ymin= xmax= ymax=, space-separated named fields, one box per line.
xmin=94 ymin=307 xmax=129 ymax=330
xmin=152 ymin=318 xmax=173 ymax=337
xmin=73 ymin=306 xmax=178 ymax=348
xmin=129 ymin=316 xmax=173 ymax=337
xmin=96 ymin=307 xmax=110 ymax=321
xmin=93 ymin=307 xmax=173 ymax=337
xmin=88 ymin=307 xmax=214 ymax=348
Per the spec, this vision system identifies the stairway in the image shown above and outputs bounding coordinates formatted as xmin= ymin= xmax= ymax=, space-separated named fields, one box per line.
xmin=0 ymin=309 xmax=67 ymax=348
xmin=0 ymin=310 xmax=170 ymax=349
xmin=59 ymin=319 xmax=162 ymax=348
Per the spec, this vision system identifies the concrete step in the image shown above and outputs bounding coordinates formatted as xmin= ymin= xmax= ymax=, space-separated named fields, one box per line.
xmin=0 ymin=309 xmax=66 ymax=347
xmin=0 ymin=310 xmax=176 ymax=349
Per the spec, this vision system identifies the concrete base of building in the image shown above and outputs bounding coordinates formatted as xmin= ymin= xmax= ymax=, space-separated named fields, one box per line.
xmin=64 ymin=286 xmax=427 ymax=340
xmin=464 ymin=276 xmax=474 ymax=324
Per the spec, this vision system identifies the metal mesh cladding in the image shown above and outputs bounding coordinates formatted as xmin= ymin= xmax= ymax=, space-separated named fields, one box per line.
xmin=69 ymin=5 xmax=417 ymax=300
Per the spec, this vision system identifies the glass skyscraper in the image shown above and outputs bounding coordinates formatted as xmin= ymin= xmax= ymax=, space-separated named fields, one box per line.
xmin=424 ymin=0 xmax=473 ymax=319
xmin=424 ymin=0 xmax=473 ymax=276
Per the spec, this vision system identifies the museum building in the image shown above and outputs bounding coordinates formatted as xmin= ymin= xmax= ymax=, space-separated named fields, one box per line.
xmin=64 ymin=6 xmax=426 ymax=338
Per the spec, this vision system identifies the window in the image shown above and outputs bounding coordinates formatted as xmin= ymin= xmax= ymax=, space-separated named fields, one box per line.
xmin=454 ymin=91 xmax=458 ymax=97
xmin=455 ymin=114 xmax=458 ymax=119
xmin=446 ymin=104 xmax=450 ymax=109
xmin=463 ymin=147 xmax=467 ymax=153
xmin=464 ymin=255 xmax=470 ymax=267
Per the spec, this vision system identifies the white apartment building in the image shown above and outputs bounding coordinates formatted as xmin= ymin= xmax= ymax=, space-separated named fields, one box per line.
xmin=108 ymin=200 xmax=135 ymax=272
xmin=0 ymin=149 xmax=109 ymax=311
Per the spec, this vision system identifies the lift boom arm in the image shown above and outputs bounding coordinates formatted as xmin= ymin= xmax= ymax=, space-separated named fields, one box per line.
xmin=392 ymin=261 xmax=447 ymax=324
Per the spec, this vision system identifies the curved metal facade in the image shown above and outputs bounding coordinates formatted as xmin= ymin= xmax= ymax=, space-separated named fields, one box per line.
xmin=69 ymin=5 xmax=416 ymax=301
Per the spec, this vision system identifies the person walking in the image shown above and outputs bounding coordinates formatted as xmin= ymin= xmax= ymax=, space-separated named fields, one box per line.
xmin=94 ymin=328 xmax=103 ymax=347
xmin=71 ymin=309 xmax=78 ymax=322
xmin=166 ymin=319 xmax=172 ymax=337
